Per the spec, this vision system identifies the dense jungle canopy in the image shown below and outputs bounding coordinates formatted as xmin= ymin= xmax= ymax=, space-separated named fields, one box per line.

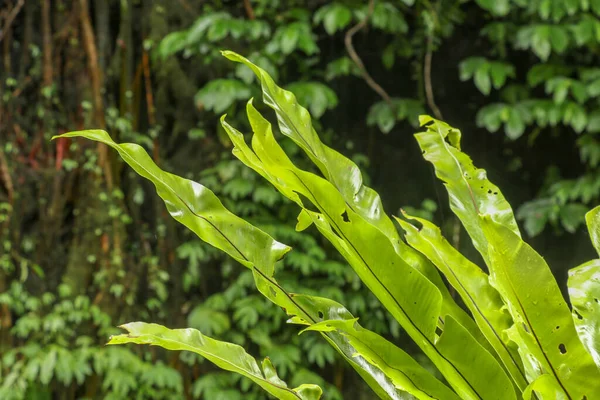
xmin=2 ymin=0 xmax=600 ymax=399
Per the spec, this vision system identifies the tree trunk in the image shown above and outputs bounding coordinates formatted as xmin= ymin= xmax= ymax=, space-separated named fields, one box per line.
xmin=41 ymin=0 xmax=53 ymax=87
xmin=18 ymin=0 xmax=35 ymax=79
xmin=94 ymin=0 xmax=110 ymax=84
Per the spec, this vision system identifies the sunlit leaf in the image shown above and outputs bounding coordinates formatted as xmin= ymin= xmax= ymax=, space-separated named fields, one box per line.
xmin=108 ymin=322 xmax=322 ymax=399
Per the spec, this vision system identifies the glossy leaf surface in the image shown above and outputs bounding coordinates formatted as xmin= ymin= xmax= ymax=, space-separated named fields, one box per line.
xmin=219 ymin=71 xmax=513 ymax=398
xmin=568 ymin=205 xmax=600 ymax=367
xmin=414 ymin=116 xmax=520 ymax=265
xmin=108 ymin=322 xmax=322 ymax=400
xmin=225 ymin=50 xmax=489 ymax=352
xmin=302 ymin=319 xmax=461 ymax=400
xmin=414 ymin=116 xmax=600 ymax=398
xmin=483 ymin=217 xmax=600 ymax=399
xmin=51 ymin=130 xmax=417 ymax=399
xmin=397 ymin=214 xmax=527 ymax=393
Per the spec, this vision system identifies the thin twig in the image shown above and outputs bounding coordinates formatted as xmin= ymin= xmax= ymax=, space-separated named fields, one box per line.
xmin=142 ymin=49 xmax=160 ymax=162
xmin=243 ymin=0 xmax=255 ymax=20
xmin=344 ymin=0 xmax=393 ymax=106
xmin=424 ymin=35 xmax=443 ymax=120
xmin=424 ymin=34 xmax=459 ymax=255
xmin=177 ymin=0 xmax=195 ymax=13
xmin=0 ymin=0 xmax=25 ymax=43
xmin=0 ymin=147 xmax=13 ymax=204
xmin=41 ymin=0 xmax=53 ymax=87
xmin=142 ymin=50 xmax=155 ymax=126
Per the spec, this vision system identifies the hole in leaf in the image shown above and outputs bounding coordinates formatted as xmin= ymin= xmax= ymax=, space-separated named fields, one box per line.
xmin=331 ymin=226 xmax=343 ymax=240
xmin=555 ymin=326 xmax=560 ymax=330
xmin=435 ymin=326 xmax=443 ymax=336
xmin=293 ymin=191 xmax=319 ymax=213
xmin=595 ymin=298 xmax=599 ymax=304
xmin=493 ymin=192 xmax=498 ymax=195
xmin=318 ymin=311 xmax=324 ymax=319
xmin=487 ymin=189 xmax=492 ymax=194
xmin=558 ymin=343 xmax=567 ymax=354
xmin=574 ymin=309 xmax=583 ymax=320
xmin=341 ymin=210 xmax=350 ymax=222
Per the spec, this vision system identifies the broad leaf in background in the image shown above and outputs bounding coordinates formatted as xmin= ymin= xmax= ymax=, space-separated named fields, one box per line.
xmin=108 ymin=322 xmax=322 ymax=400
xmin=195 ymin=79 xmax=252 ymax=114
xmin=286 ymin=82 xmax=338 ymax=119
xmin=367 ymin=99 xmax=424 ymax=133
xmin=313 ymin=3 xmax=353 ymax=35
xmin=459 ymin=57 xmax=515 ymax=95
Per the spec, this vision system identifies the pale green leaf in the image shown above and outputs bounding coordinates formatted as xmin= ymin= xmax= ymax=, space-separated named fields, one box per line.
xmin=218 ymin=53 xmax=511 ymax=398
xmin=482 ymin=217 xmax=600 ymax=399
xmin=108 ymin=322 xmax=322 ymax=400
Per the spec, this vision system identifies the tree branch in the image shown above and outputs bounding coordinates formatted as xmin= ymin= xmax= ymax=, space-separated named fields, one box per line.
xmin=0 ymin=147 xmax=13 ymax=204
xmin=0 ymin=0 xmax=25 ymax=43
xmin=243 ymin=0 xmax=255 ymax=20
xmin=344 ymin=0 xmax=393 ymax=106
xmin=424 ymin=35 xmax=443 ymax=120
xmin=41 ymin=0 xmax=53 ymax=87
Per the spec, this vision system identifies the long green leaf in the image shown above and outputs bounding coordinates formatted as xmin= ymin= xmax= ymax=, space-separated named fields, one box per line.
xmin=414 ymin=115 xmax=520 ymax=265
xmin=51 ymin=130 xmax=436 ymax=400
xmin=568 ymin=260 xmax=600 ymax=369
xmin=482 ymin=216 xmax=600 ymax=399
xmin=302 ymin=319 xmax=461 ymax=400
xmin=586 ymin=205 xmax=600 ymax=257
xmin=222 ymin=51 xmax=484 ymax=352
xmin=396 ymin=213 xmax=527 ymax=393
xmin=415 ymin=116 xmax=600 ymax=398
xmin=221 ymin=98 xmax=514 ymax=399
xmin=568 ymin=205 xmax=600 ymax=367
xmin=108 ymin=322 xmax=321 ymax=400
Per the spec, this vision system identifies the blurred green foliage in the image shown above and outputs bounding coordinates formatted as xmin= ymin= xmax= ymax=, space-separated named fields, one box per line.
xmin=2 ymin=0 xmax=600 ymax=398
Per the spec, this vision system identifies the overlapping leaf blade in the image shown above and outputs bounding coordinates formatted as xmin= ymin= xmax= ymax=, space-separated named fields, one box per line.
xmin=568 ymin=205 xmax=600 ymax=367
xmin=222 ymin=52 xmax=483 ymax=348
xmin=108 ymin=322 xmax=321 ymax=400
xmin=483 ymin=217 xmax=600 ymax=398
xmin=414 ymin=115 xmax=520 ymax=265
xmin=396 ymin=214 xmax=527 ymax=393
xmin=221 ymin=95 xmax=514 ymax=399
xmin=414 ymin=117 xmax=600 ymax=398
xmin=567 ymin=259 xmax=600 ymax=368
xmin=302 ymin=319 xmax=461 ymax=400
xmin=51 ymin=131 xmax=449 ymax=400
